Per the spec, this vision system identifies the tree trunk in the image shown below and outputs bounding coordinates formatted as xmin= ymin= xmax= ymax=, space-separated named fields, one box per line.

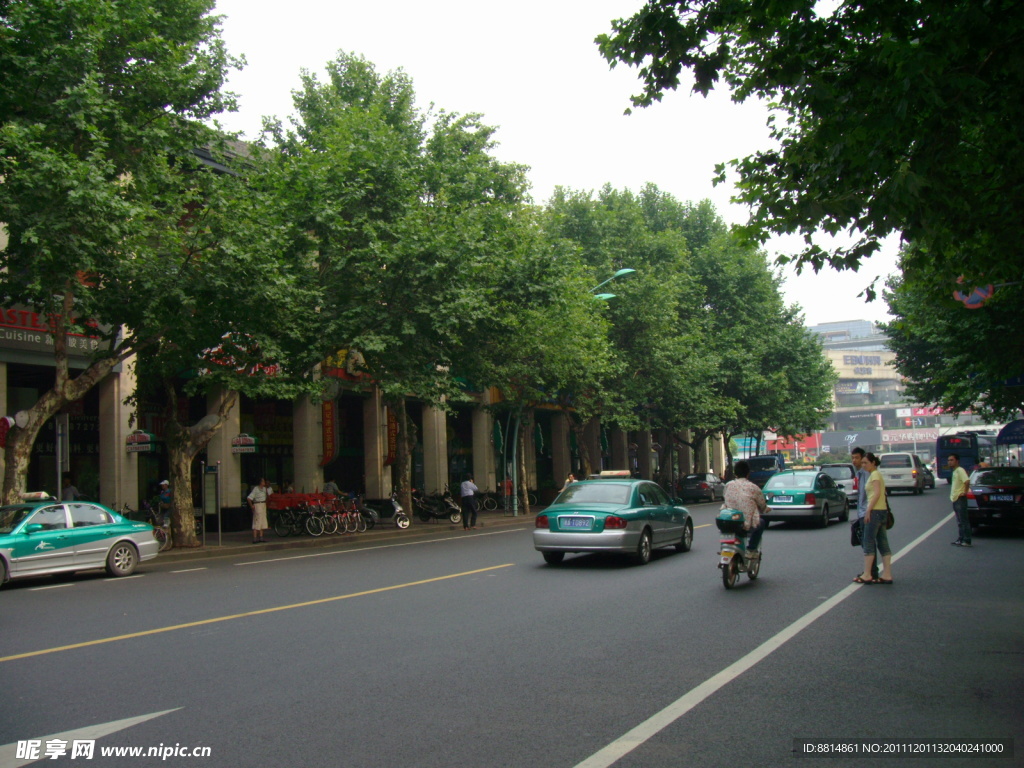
xmin=162 ymin=381 xmax=238 ymax=548
xmin=564 ymin=412 xmax=593 ymax=479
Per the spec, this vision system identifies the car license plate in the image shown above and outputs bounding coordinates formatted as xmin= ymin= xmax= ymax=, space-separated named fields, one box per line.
xmin=992 ymin=494 xmax=1014 ymax=502
xmin=773 ymin=496 xmax=792 ymax=503
xmin=561 ymin=517 xmax=593 ymax=530
xmin=890 ymin=474 xmax=903 ymax=479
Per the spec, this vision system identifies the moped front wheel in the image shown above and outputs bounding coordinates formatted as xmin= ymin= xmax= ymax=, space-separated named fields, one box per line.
xmin=395 ymin=514 xmax=411 ymax=529
xmin=722 ymin=557 xmax=739 ymax=589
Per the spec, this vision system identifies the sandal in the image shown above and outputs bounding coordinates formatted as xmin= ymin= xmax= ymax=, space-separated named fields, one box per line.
xmin=852 ymin=576 xmax=875 ymax=584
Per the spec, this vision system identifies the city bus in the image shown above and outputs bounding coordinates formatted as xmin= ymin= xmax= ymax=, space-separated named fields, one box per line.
xmin=936 ymin=432 xmax=996 ymax=481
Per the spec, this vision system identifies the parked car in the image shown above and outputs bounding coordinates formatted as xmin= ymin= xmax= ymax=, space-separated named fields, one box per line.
xmin=967 ymin=467 xmax=1024 ymax=529
xmin=921 ymin=464 xmax=936 ymax=489
xmin=761 ymin=470 xmax=850 ymax=528
xmin=819 ymin=463 xmax=859 ymax=506
xmin=533 ymin=477 xmax=693 ymax=565
xmin=878 ymin=452 xmax=926 ymax=494
xmin=1 ymin=495 xmax=160 ymax=585
xmin=677 ymin=473 xmax=725 ymax=503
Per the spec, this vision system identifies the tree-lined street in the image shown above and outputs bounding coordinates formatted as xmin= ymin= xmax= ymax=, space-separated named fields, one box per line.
xmin=2 ymin=492 xmax=1021 ymax=767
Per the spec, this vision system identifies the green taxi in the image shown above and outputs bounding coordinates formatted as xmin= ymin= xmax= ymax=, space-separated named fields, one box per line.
xmin=0 ymin=494 xmax=160 ymax=585
xmin=761 ymin=470 xmax=850 ymax=528
xmin=533 ymin=473 xmax=694 ymax=565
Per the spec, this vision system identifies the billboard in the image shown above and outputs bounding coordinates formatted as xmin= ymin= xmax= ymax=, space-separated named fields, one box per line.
xmin=820 ymin=430 xmax=883 ymax=452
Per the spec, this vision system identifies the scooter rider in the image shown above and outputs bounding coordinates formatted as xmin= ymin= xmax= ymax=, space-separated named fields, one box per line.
xmin=722 ymin=460 xmax=768 ymax=556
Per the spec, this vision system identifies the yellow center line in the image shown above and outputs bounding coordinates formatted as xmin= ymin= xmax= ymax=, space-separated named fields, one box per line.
xmin=1 ymin=564 xmax=514 ymax=664
xmin=695 ymin=523 xmax=712 ymax=529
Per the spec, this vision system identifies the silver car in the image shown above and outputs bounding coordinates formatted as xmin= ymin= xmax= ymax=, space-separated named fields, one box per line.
xmin=533 ymin=477 xmax=693 ymax=565
xmin=819 ymin=463 xmax=859 ymax=506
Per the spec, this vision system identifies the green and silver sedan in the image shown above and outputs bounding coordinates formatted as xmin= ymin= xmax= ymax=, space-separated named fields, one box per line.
xmin=533 ymin=476 xmax=693 ymax=565
xmin=761 ymin=470 xmax=850 ymax=528
xmin=0 ymin=495 xmax=160 ymax=585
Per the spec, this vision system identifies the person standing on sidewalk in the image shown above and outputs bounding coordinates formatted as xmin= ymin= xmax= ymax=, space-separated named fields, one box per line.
xmin=851 ymin=447 xmax=878 ymax=580
xmin=948 ymin=453 xmax=972 ymax=547
xmin=247 ymin=477 xmax=272 ymax=544
xmin=460 ymin=474 xmax=479 ymax=530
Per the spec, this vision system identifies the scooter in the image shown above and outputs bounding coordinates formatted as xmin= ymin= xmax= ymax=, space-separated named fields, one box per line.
xmin=361 ymin=489 xmax=411 ymax=529
xmin=716 ymin=507 xmax=764 ymax=589
xmin=411 ymin=488 xmax=462 ymax=524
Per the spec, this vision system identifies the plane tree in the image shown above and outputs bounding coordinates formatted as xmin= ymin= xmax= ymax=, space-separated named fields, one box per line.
xmin=0 ymin=0 xmax=243 ymax=503
xmin=598 ymin=0 xmax=1024 ymax=290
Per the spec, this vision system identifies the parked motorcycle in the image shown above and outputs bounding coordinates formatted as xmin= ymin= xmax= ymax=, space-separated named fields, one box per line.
xmin=716 ymin=507 xmax=764 ymax=589
xmin=412 ymin=488 xmax=462 ymax=524
xmin=361 ymin=489 xmax=411 ymax=529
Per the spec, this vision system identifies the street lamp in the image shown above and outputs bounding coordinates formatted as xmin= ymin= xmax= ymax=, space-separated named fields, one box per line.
xmin=590 ymin=268 xmax=636 ymax=300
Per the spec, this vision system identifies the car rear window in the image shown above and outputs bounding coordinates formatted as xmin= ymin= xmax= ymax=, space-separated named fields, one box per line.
xmin=765 ymin=473 xmax=814 ymax=490
xmin=972 ymin=468 xmax=1024 ymax=485
xmin=747 ymin=458 xmax=780 ymax=471
xmin=880 ymin=455 xmax=912 ymax=468
xmin=821 ymin=466 xmax=853 ymax=480
xmin=555 ymin=483 xmax=632 ymax=505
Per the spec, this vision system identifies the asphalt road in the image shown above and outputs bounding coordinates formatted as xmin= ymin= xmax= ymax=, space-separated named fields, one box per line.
xmin=1 ymin=490 xmax=1021 ymax=768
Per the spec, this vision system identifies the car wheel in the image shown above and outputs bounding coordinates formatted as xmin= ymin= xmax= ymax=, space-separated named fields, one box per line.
xmin=817 ymin=504 xmax=830 ymax=529
xmin=634 ymin=529 xmax=652 ymax=565
xmin=106 ymin=542 xmax=139 ymax=577
xmin=722 ymin=557 xmax=739 ymax=589
xmin=838 ymin=499 xmax=850 ymax=522
xmin=543 ymin=551 xmax=565 ymax=565
xmin=675 ymin=520 xmax=693 ymax=552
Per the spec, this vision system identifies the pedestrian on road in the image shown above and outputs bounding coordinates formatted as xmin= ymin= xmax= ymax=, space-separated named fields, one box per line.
xmin=460 ymin=473 xmax=479 ymax=530
xmin=247 ymin=477 xmax=272 ymax=544
xmin=855 ymin=453 xmax=893 ymax=584
xmin=948 ymin=453 xmax=972 ymax=547
xmin=851 ymin=447 xmax=878 ymax=580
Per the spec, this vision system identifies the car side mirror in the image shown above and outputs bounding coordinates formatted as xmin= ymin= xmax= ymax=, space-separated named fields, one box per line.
xmin=23 ymin=524 xmax=44 ymax=534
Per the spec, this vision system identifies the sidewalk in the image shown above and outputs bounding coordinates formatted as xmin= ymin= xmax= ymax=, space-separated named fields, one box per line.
xmin=159 ymin=508 xmax=539 ymax=563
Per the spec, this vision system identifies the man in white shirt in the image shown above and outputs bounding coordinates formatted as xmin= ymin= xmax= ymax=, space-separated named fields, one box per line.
xmin=460 ymin=474 xmax=480 ymax=530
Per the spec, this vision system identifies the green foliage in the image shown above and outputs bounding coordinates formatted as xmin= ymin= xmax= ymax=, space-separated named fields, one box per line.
xmin=597 ymin=1 xmax=1024 ymax=287
xmin=883 ymin=254 xmax=1023 ymax=419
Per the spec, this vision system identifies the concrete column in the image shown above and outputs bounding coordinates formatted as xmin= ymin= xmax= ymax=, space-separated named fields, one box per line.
xmin=421 ymin=403 xmax=448 ymax=493
xmin=471 ymin=402 xmax=495 ymax=493
xmin=610 ymin=427 xmax=629 ymax=472
xmin=637 ymin=429 xmax=653 ymax=479
xmin=363 ymin=388 xmax=388 ymax=499
xmin=98 ymin=357 xmax=138 ymax=509
xmin=293 ymin=395 xmax=322 ymax=494
xmin=710 ymin=433 xmax=726 ymax=475
xmin=206 ymin=387 xmax=242 ymax=507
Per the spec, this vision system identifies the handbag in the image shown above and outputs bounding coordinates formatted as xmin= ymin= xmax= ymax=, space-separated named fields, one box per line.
xmin=850 ymin=518 xmax=862 ymax=546
xmin=885 ymin=498 xmax=894 ymax=530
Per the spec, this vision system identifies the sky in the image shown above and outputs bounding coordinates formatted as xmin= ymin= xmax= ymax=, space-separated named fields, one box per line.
xmin=211 ymin=0 xmax=900 ymax=327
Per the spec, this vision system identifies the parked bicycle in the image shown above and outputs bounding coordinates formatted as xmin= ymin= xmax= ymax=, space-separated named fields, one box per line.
xmin=121 ymin=500 xmax=172 ymax=552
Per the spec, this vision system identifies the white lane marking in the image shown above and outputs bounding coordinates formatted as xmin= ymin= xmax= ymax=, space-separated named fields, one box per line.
xmin=27 ymin=583 xmax=74 ymax=591
xmin=102 ymin=575 xmax=144 ymax=582
xmin=0 ymin=708 xmax=181 ymax=768
xmin=234 ymin=527 xmax=523 ymax=566
xmin=170 ymin=567 xmax=207 ymax=573
xmin=574 ymin=514 xmax=954 ymax=768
